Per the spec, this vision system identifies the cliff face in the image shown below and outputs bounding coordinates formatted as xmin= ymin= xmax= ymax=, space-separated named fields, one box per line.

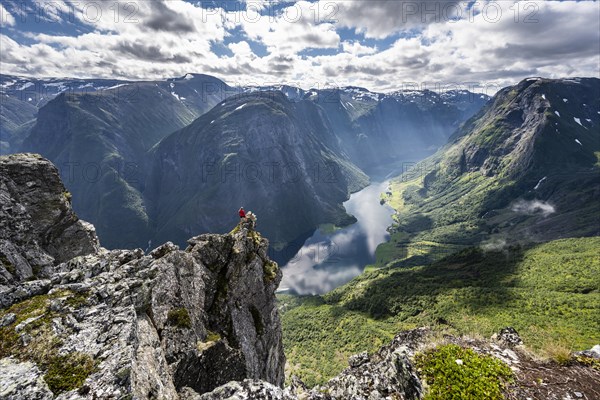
xmin=0 ymin=154 xmax=285 ymax=399
xmin=0 ymin=153 xmax=100 ymax=287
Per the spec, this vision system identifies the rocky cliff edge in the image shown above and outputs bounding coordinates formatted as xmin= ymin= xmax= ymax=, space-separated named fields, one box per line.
xmin=0 ymin=154 xmax=285 ymax=399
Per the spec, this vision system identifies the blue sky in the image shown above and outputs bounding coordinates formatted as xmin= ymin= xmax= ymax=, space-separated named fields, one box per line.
xmin=1 ymin=0 xmax=599 ymax=92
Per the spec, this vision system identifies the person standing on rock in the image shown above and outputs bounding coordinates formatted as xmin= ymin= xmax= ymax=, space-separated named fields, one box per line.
xmin=239 ymin=207 xmax=246 ymax=221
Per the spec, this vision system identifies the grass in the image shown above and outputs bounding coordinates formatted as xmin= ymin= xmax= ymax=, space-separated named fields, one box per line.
xmin=415 ymin=344 xmax=513 ymax=400
xmin=0 ymin=291 xmax=96 ymax=394
xmin=281 ymin=237 xmax=600 ymax=386
xmin=44 ymin=352 xmax=96 ymax=395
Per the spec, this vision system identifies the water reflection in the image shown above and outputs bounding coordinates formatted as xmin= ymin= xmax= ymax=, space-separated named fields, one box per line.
xmin=280 ymin=181 xmax=394 ymax=295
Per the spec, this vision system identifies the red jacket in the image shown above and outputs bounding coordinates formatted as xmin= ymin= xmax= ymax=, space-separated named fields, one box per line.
xmin=239 ymin=209 xmax=246 ymax=218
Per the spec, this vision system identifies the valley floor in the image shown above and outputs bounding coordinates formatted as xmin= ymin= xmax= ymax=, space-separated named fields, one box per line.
xmin=280 ymin=237 xmax=600 ymax=388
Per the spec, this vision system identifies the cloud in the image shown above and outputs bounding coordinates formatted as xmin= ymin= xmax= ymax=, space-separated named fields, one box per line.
xmin=511 ymin=200 xmax=556 ymax=217
xmin=333 ymin=0 xmax=463 ymax=39
xmin=142 ymin=0 xmax=196 ymax=33
xmin=341 ymin=41 xmax=377 ymax=56
xmin=0 ymin=3 xmax=16 ymax=26
xmin=234 ymin=0 xmax=340 ymax=55
xmin=113 ymin=41 xmax=193 ymax=63
xmin=0 ymin=0 xmax=598 ymax=92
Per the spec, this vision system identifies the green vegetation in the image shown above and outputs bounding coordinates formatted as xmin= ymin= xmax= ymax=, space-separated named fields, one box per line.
xmin=198 ymin=330 xmax=222 ymax=352
xmin=415 ymin=344 xmax=513 ymax=400
xmin=281 ymin=295 xmax=397 ymax=387
xmin=0 ymin=291 xmax=96 ymax=394
xmin=281 ymin=237 xmax=600 ymax=385
xmin=44 ymin=352 xmax=96 ymax=394
xmin=167 ymin=308 xmax=192 ymax=329
xmin=263 ymin=260 xmax=278 ymax=282
xmin=206 ymin=330 xmax=221 ymax=342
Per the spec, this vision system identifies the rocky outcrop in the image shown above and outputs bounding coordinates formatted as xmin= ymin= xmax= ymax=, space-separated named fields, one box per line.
xmin=196 ymin=327 xmax=600 ymax=400
xmin=0 ymin=219 xmax=285 ymax=399
xmin=0 ymin=153 xmax=100 ymax=287
xmin=196 ymin=329 xmax=426 ymax=400
xmin=0 ymin=154 xmax=285 ymax=399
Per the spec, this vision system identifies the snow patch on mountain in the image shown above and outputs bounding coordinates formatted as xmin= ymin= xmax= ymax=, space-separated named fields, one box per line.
xmin=534 ymin=177 xmax=547 ymax=190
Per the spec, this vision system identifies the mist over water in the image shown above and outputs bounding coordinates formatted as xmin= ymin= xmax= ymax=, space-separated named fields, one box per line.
xmin=280 ymin=181 xmax=395 ymax=295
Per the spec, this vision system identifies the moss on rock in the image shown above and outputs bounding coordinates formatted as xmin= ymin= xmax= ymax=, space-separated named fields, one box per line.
xmin=44 ymin=352 xmax=96 ymax=395
xmin=167 ymin=308 xmax=192 ymax=329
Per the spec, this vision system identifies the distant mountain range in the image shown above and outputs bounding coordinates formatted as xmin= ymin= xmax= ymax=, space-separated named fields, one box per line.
xmin=1 ymin=72 xmax=490 ymax=253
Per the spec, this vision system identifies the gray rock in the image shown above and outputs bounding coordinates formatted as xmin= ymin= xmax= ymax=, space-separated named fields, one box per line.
xmin=0 ymin=154 xmax=100 ymax=286
xmin=348 ymin=351 xmax=369 ymax=368
xmin=492 ymin=327 xmax=524 ymax=347
xmin=307 ymin=329 xmax=426 ymax=400
xmin=574 ymin=344 xmax=600 ymax=359
xmin=194 ymin=379 xmax=288 ymax=400
xmin=0 ymin=312 xmax=16 ymax=327
xmin=0 ymin=358 xmax=53 ymax=400
xmin=1 ymin=219 xmax=285 ymax=399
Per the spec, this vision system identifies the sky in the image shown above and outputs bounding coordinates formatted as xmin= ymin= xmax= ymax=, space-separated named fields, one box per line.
xmin=1 ymin=0 xmax=599 ymax=93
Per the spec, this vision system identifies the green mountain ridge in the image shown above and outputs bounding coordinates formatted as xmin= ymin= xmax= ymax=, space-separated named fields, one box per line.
xmin=378 ymin=77 xmax=600 ymax=267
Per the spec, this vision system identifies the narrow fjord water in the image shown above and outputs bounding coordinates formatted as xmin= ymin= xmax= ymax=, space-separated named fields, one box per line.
xmin=280 ymin=180 xmax=395 ymax=295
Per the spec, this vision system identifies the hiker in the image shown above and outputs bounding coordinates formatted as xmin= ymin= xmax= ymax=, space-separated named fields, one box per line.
xmin=239 ymin=207 xmax=246 ymax=220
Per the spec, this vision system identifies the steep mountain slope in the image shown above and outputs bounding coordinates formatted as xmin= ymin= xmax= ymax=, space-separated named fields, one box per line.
xmin=146 ymin=91 xmax=368 ymax=252
xmin=378 ymin=77 xmax=600 ymax=266
xmin=0 ymin=96 xmax=37 ymax=154
xmin=20 ymin=75 xmax=232 ymax=249
xmin=307 ymin=88 xmax=490 ymax=172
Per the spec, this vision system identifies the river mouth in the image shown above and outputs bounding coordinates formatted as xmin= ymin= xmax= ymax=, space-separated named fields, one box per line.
xmin=279 ymin=180 xmax=395 ymax=295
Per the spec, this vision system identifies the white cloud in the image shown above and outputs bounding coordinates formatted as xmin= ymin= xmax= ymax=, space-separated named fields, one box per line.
xmin=332 ymin=0 xmax=463 ymax=39
xmin=234 ymin=1 xmax=340 ymax=56
xmin=341 ymin=41 xmax=377 ymax=55
xmin=0 ymin=3 xmax=16 ymax=26
xmin=0 ymin=0 xmax=598 ymax=92
xmin=511 ymin=200 xmax=556 ymax=217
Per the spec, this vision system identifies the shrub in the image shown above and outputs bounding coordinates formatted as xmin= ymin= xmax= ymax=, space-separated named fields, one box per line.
xmin=167 ymin=308 xmax=192 ymax=329
xmin=414 ymin=344 xmax=513 ymax=400
xmin=44 ymin=352 xmax=95 ymax=394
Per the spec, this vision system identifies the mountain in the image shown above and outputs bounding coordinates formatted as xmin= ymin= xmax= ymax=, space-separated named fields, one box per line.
xmin=20 ymin=75 xmax=233 ymax=249
xmin=305 ymin=87 xmax=490 ymax=172
xmin=0 ymin=73 xmax=233 ymax=155
xmin=378 ymin=77 xmax=600 ymax=266
xmin=0 ymin=95 xmax=37 ymax=155
xmin=0 ymin=153 xmax=99 ymax=287
xmin=7 ymin=73 xmax=489 ymax=252
xmin=146 ymin=91 xmax=368 ymax=252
